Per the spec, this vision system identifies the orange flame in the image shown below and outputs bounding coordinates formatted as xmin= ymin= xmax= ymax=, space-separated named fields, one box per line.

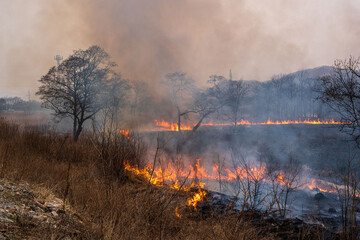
xmin=175 ymin=207 xmax=182 ymax=219
xmin=150 ymin=118 xmax=345 ymax=131
xmin=187 ymin=189 xmax=207 ymax=210
xmin=302 ymin=179 xmax=336 ymax=193
xmin=124 ymin=158 xmax=342 ymax=210
xmin=124 ymin=160 xmax=207 ymax=209
xmin=120 ymin=129 xmax=133 ymax=141
xmin=155 ymin=120 xmax=192 ymax=131
xmin=277 ymin=173 xmax=291 ymax=187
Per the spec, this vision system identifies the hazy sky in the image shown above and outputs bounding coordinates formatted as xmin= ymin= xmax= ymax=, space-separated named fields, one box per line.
xmin=1 ymin=0 xmax=360 ymax=98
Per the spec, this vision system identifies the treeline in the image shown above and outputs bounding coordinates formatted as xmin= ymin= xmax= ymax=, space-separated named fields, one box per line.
xmin=140 ymin=66 xmax=337 ymax=132
xmin=35 ymin=45 xmax=337 ymax=140
xmin=249 ymin=66 xmax=335 ymax=121
xmin=0 ymin=97 xmax=42 ymax=114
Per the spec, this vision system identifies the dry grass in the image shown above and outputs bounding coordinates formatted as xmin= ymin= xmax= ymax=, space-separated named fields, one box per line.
xmin=0 ymin=119 xmax=331 ymax=239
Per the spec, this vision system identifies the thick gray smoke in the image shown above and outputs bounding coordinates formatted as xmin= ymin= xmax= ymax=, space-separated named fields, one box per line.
xmin=1 ymin=0 xmax=360 ymax=97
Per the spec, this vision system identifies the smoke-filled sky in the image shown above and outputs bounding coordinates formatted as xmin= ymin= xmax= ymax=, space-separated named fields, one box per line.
xmin=1 ymin=0 xmax=360 ymax=98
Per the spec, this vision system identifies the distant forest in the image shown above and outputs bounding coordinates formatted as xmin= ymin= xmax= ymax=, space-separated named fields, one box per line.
xmin=246 ymin=66 xmax=335 ymax=122
xmin=0 ymin=97 xmax=42 ymax=114
xmin=0 ymin=66 xmax=337 ymax=127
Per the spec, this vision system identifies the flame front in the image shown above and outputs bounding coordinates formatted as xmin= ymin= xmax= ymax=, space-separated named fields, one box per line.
xmin=302 ymin=179 xmax=336 ymax=193
xmin=124 ymin=158 xmax=339 ymax=211
xmin=155 ymin=120 xmax=192 ymax=131
xmin=150 ymin=118 xmax=345 ymax=131
xmin=124 ymin=161 xmax=207 ymax=209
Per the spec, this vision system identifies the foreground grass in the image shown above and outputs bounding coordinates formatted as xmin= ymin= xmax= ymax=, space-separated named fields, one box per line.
xmin=0 ymin=119 xmax=331 ymax=239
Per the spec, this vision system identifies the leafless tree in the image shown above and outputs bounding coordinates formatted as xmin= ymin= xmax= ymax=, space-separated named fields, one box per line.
xmin=225 ymin=80 xmax=249 ymax=130
xmin=37 ymin=46 xmax=118 ymax=141
xmin=257 ymin=144 xmax=302 ymax=217
xmin=213 ymin=154 xmax=226 ymax=193
xmin=163 ymin=72 xmax=195 ymax=133
xmin=228 ymin=147 xmax=267 ymax=211
xmin=267 ymin=155 xmax=301 ymax=217
xmin=190 ymin=75 xmax=228 ymax=132
xmin=191 ymin=90 xmax=221 ymax=132
xmin=319 ymin=56 xmax=360 ymax=144
xmin=334 ymin=151 xmax=360 ymax=240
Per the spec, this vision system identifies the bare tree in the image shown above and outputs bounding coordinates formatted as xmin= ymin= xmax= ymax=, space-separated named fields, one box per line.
xmin=271 ymin=156 xmax=301 ymax=218
xmin=163 ymin=72 xmax=195 ymax=133
xmin=37 ymin=46 xmax=117 ymax=141
xmin=319 ymin=56 xmax=360 ymax=144
xmin=228 ymin=147 xmax=267 ymax=211
xmin=225 ymin=80 xmax=249 ymax=129
xmin=258 ymin=144 xmax=301 ymax=217
xmin=213 ymin=154 xmax=226 ymax=193
xmin=334 ymin=151 xmax=360 ymax=240
xmin=191 ymin=90 xmax=221 ymax=132
xmin=190 ymin=75 xmax=228 ymax=132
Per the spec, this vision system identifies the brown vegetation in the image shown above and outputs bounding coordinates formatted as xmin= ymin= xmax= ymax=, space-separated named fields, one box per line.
xmin=0 ymin=112 xmax=50 ymax=127
xmin=0 ymin=119 xmax=337 ymax=239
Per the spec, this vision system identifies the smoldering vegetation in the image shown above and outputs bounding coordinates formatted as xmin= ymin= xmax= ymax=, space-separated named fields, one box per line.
xmin=2 ymin=45 xmax=360 ymax=239
xmin=3 ymin=1 xmax=360 ymax=239
xmin=1 ymin=117 xmax=348 ymax=239
xmin=6 ymin=47 xmax=356 ymax=239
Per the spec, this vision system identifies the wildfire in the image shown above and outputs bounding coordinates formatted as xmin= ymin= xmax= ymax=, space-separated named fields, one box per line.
xmin=155 ymin=120 xmax=192 ymax=131
xmin=124 ymin=160 xmax=207 ymax=210
xmin=175 ymin=207 xmax=182 ymax=219
xmin=277 ymin=173 xmax=290 ymax=187
xmin=302 ymin=179 xmax=336 ymax=194
xmin=187 ymin=189 xmax=207 ymax=210
xmin=124 ymin=158 xmax=341 ymax=212
xmin=120 ymin=129 xmax=132 ymax=141
xmin=150 ymin=118 xmax=345 ymax=131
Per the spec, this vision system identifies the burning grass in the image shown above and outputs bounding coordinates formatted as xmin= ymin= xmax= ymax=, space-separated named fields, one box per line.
xmin=151 ymin=118 xmax=345 ymax=131
xmin=0 ymin=119 xmax=343 ymax=239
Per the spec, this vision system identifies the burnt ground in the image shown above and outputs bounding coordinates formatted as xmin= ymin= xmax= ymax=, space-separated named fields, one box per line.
xmin=192 ymin=190 xmax=341 ymax=240
xmin=142 ymin=124 xmax=359 ymax=233
xmin=143 ymin=124 xmax=357 ymax=172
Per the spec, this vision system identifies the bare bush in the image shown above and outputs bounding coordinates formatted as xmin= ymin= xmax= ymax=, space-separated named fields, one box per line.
xmin=266 ymin=155 xmax=302 ymax=217
xmin=227 ymin=147 xmax=267 ymax=211
xmin=334 ymin=152 xmax=360 ymax=240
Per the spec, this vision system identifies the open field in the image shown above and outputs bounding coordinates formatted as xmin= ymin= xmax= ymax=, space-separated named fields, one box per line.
xmin=143 ymin=124 xmax=355 ymax=171
xmin=0 ymin=119 xmax=339 ymax=239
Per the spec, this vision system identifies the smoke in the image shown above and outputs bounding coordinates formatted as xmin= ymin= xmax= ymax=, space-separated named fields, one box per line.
xmin=0 ymin=1 xmax=91 ymax=97
xmin=1 ymin=0 xmax=360 ymax=96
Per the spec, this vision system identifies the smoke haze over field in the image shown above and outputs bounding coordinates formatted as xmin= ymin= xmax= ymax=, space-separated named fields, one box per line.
xmin=1 ymin=0 xmax=360 ymax=97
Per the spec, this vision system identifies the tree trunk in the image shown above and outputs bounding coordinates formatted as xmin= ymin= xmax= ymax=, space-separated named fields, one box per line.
xmin=74 ymin=122 xmax=82 ymax=142
xmin=192 ymin=111 xmax=213 ymax=132
xmin=73 ymin=117 xmax=77 ymax=141
xmin=177 ymin=107 xmax=181 ymax=133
